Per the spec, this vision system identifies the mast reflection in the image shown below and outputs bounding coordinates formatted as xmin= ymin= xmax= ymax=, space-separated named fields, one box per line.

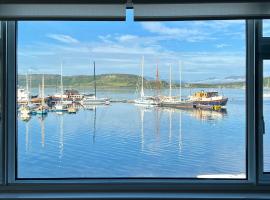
xmin=59 ymin=114 xmax=64 ymax=158
xmin=38 ymin=114 xmax=47 ymax=148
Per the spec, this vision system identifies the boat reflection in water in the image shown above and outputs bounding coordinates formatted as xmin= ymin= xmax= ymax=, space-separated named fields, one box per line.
xmin=20 ymin=104 xmax=227 ymax=152
xmin=154 ymin=106 xmax=227 ymax=122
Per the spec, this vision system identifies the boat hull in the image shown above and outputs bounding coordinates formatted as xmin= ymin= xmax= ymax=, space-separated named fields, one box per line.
xmin=192 ymin=98 xmax=228 ymax=106
xmin=160 ymin=101 xmax=194 ymax=109
xmin=81 ymin=98 xmax=110 ymax=106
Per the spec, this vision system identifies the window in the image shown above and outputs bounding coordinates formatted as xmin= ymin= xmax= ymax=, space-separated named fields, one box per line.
xmin=1 ymin=1 xmax=270 ymax=199
xmin=16 ymin=18 xmax=247 ymax=179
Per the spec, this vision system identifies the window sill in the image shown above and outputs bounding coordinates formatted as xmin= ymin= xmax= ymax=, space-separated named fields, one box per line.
xmin=0 ymin=191 xmax=270 ymax=200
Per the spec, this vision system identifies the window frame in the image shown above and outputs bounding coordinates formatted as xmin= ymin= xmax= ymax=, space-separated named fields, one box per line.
xmin=0 ymin=21 xmax=5 ymax=186
xmin=257 ymin=20 xmax=270 ymax=184
xmin=0 ymin=4 xmax=269 ymax=199
xmin=4 ymin=19 xmax=255 ymax=186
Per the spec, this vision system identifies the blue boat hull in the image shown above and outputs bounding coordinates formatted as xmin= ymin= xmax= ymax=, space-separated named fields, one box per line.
xmin=193 ymin=98 xmax=228 ymax=106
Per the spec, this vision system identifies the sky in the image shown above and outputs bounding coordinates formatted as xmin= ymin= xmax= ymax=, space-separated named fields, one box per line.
xmin=17 ymin=10 xmax=251 ymax=83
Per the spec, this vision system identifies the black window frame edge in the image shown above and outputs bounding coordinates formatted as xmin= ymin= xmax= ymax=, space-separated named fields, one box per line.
xmin=0 ymin=11 xmax=270 ymax=200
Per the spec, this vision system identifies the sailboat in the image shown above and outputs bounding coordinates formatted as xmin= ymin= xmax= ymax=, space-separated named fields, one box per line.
xmin=36 ymin=75 xmax=48 ymax=115
xmin=55 ymin=62 xmax=68 ymax=112
xmin=19 ymin=73 xmax=32 ymax=117
xmin=134 ymin=56 xmax=159 ymax=106
xmin=81 ymin=61 xmax=110 ymax=106
xmin=160 ymin=62 xmax=193 ymax=109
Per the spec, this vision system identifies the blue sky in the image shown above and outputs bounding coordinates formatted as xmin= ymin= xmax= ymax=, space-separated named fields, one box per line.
xmin=18 ymin=10 xmax=248 ymax=83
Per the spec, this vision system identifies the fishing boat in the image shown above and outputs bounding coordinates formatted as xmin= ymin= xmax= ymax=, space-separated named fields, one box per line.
xmin=81 ymin=61 xmax=110 ymax=106
xmin=36 ymin=75 xmax=48 ymax=115
xmin=188 ymin=90 xmax=228 ymax=107
xmin=134 ymin=56 xmax=159 ymax=106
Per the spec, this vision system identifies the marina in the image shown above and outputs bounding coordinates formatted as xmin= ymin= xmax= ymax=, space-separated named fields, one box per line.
xmin=18 ymin=59 xmax=229 ymax=120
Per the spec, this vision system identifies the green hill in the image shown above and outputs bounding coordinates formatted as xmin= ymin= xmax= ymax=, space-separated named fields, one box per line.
xmin=18 ymin=73 xmax=270 ymax=89
xmin=18 ymin=74 xmax=169 ymax=89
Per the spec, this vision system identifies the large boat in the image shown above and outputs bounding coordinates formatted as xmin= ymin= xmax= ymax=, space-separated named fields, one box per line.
xmin=134 ymin=56 xmax=159 ymax=106
xmin=188 ymin=91 xmax=228 ymax=107
xmin=81 ymin=61 xmax=110 ymax=106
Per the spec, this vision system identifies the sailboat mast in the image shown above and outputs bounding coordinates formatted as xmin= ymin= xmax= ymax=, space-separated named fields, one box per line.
xmin=156 ymin=63 xmax=160 ymax=95
xmin=41 ymin=75 xmax=45 ymax=106
xmin=93 ymin=61 xmax=96 ymax=99
xmin=60 ymin=62 xmax=64 ymax=102
xmin=140 ymin=56 xmax=144 ymax=98
xmin=179 ymin=61 xmax=182 ymax=101
xmin=26 ymin=73 xmax=29 ymax=104
xmin=29 ymin=72 xmax=32 ymax=102
xmin=169 ymin=64 xmax=172 ymax=98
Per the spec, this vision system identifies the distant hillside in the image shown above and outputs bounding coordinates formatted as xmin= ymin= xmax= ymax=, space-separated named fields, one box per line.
xmin=18 ymin=74 xmax=169 ymax=89
xmin=18 ymin=74 xmax=270 ymax=89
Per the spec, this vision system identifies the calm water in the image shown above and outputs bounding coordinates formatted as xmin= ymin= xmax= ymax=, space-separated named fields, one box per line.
xmin=17 ymin=88 xmax=249 ymax=178
xmin=264 ymin=93 xmax=270 ymax=172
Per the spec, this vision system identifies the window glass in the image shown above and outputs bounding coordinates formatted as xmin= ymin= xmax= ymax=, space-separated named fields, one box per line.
xmin=264 ymin=60 xmax=270 ymax=172
xmin=17 ymin=18 xmax=246 ymax=179
xmin=263 ymin=20 xmax=270 ymax=37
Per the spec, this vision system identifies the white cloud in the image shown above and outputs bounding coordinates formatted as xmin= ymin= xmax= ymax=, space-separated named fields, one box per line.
xmin=216 ymin=43 xmax=231 ymax=48
xmin=140 ymin=22 xmax=211 ymax=42
xmin=47 ymin=34 xmax=79 ymax=44
xmin=117 ymin=34 xmax=139 ymax=42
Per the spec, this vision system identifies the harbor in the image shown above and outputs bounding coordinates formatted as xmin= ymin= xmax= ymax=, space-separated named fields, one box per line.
xmin=18 ymin=60 xmax=229 ymax=121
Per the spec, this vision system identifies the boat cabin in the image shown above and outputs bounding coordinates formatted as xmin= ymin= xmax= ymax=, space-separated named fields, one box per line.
xmin=193 ymin=91 xmax=219 ymax=98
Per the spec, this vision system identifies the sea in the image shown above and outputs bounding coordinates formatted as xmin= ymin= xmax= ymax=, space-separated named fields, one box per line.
xmin=16 ymin=88 xmax=270 ymax=178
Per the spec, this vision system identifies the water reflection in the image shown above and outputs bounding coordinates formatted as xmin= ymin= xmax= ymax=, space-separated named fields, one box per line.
xmin=59 ymin=114 xmax=64 ymax=158
xmin=20 ymin=104 xmax=227 ymax=153
xmin=38 ymin=114 xmax=46 ymax=148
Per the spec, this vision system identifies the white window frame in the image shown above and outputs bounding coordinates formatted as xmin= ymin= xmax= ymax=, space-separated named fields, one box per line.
xmin=0 ymin=2 xmax=269 ymax=199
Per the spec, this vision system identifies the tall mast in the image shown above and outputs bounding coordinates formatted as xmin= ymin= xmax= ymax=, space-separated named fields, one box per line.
xmin=29 ymin=71 xmax=32 ymax=103
xmin=26 ymin=73 xmax=29 ymax=104
xmin=93 ymin=61 xmax=96 ymax=99
xmin=140 ymin=56 xmax=144 ymax=98
xmin=41 ymin=75 xmax=45 ymax=106
xmin=60 ymin=61 xmax=63 ymax=102
xmin=169 ymin=64 xmax=172 ymax=98
xmin=156 ymin=63 xmax=160 ymax=96
xmin=179 ymin=61 xmax=182 ymax=101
